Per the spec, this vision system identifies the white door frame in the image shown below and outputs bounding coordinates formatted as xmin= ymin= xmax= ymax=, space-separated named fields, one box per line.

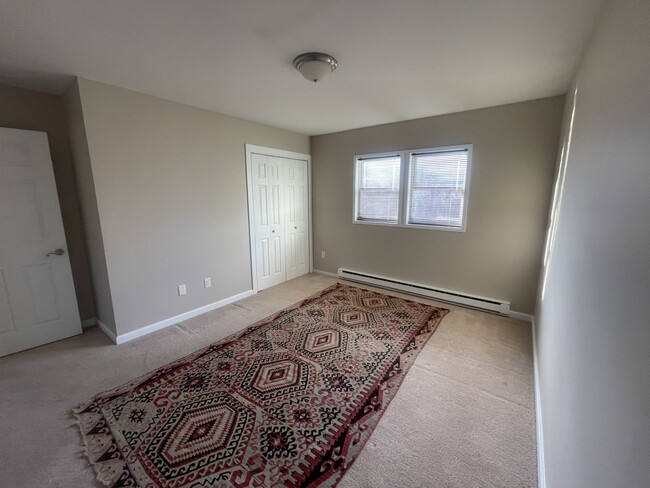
xmin=245 ymin=144 xmax=312 ymax=293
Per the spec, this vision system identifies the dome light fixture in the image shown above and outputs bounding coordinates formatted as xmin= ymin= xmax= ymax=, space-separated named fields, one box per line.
xmin=293 ymin=52 xmax=338 ymax=83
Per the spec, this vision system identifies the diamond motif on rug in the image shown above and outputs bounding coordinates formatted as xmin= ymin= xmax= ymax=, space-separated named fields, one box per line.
xmin=360 ymin=296 xmax=390 ymax=308
xmin=333 ymin=308 xmax=373 ymax=327
xmin=236 ymin=354 xmax=316 ymax=408
xmin=73 ymin=283 xmax=448 ymax=487
xmin=297 ymin=326 xmax=349 ymax=359
xmin=158 ymin=402 xmax=241 ymax=465
xmin=142 ymin=392 xmax=254 ymax=482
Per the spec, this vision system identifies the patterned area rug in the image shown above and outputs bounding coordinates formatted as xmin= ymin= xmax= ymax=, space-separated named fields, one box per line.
xmin=74 ymin=283 xmax=448 ymax=487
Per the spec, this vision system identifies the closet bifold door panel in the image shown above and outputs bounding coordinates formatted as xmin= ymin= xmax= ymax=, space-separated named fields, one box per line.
xmin=284 ymin=159 xmax=309 ymax=281
xmin=250 ymin=152 xmax=310 ymax=291
xmin=252 ymin=154 xmax=286 ymax=291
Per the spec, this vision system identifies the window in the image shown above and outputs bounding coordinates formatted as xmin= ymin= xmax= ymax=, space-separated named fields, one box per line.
xmin=355 ymin=155 xmax=401 ymax=223
xmin=408 ymin=149 xmax=468 ymax=228
xmin=353 ymin=145 xmax=471 ymax=231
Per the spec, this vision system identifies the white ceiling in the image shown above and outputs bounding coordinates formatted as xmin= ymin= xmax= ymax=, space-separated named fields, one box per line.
xmin=0 ymin=0 xmax=604 ymax=135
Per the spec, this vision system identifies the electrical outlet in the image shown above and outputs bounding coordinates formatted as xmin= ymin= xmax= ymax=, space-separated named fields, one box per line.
xmin=204 ymin=277 xmax=212 ymax=288
xmin=178 ymin=284 xmax=187 ymax=296
xmin=321 ymin=251 xmax=326 ymax=259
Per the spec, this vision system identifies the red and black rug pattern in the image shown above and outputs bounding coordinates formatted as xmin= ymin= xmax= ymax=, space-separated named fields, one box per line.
xmin=74 ymin=283 xmax=448 ymax=487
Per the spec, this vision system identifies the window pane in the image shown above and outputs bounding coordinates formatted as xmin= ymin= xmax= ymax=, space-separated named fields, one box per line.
xmin=409 ymin=188 xmax=464 ymax=227
xmin=408 ymin=150 xmax=468 ymax=228
xmin=359 ymin=189 xmax=400 ymax=222
xmin=356 ymin=156 xmax=401 ymax=222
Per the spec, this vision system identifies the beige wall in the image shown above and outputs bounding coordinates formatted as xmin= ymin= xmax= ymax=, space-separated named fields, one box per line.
xmin=63 ymin=80 xmax=116 ymax=331
xmin=535 ymin=0 xmax=650 ymax=486
xmin=74 ymin=79 xmax=309 ymax=335
xmin=311 ymin=97 xmax=564 ymax=314
xmin=0 ymin=83 xmax=96 ymax=322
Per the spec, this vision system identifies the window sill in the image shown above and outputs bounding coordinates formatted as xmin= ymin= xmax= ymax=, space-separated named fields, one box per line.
xmin=352 ymin=220 xmax=466 ymax=232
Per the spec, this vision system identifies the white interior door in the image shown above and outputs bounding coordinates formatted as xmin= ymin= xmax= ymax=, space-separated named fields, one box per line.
xmin=0 ymin=127 xmax=81 ymax=357
xmin=284 ymin=159 xmax=309 ymax=281
xmin=251 ymin=154 xmax=286 ymax=291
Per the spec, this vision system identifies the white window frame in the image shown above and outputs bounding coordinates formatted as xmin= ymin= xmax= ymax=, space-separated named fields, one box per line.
xmin=353 ymin=151 xmax=403 ymax=225
xmin=353 ymin=144 xmax=472 ymax=232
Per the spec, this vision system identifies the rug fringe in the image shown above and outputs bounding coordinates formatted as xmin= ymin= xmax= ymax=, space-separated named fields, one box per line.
xmin=72 ymin=414 xmax=116 ymax=487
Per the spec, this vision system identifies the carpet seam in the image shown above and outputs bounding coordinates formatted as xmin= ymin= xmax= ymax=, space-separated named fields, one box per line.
xmin=417 ymin=365 xmax=532 ymax=410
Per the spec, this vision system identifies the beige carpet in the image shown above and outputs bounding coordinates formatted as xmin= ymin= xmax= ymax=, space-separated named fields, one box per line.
xmin=0 ymin=273 xmax=537 ymax=487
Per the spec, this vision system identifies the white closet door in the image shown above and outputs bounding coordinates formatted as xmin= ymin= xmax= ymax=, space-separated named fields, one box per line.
xmin=0 ymin=128 xmax=81 ymax=357
xmin=284 ymin=159 xmax=309 ymax=281
xmin=251 ymin=154 xmax=286 ymax=290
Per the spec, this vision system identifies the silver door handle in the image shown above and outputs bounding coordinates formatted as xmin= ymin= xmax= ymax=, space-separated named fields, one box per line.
xmin=272 ymin=230 xmax=276 ymax=233
xmin=46 ymin=248 xmax=65 ymax=257
xmin=294 ymin=226 xmax=297 ymax=230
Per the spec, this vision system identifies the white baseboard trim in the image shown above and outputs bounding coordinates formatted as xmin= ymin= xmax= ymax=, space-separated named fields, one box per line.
xmin=532 ymin=317 xmax=546 ymax=488
xmin=81 ymin=317 xmax=97 ymax=328
xmin=312 ymin=269 xmax=338 ymax=278
xmin=509 ymin=310 xmax=534 ymax=323
xmin=101 ymin=289 xmax=257 ymax=345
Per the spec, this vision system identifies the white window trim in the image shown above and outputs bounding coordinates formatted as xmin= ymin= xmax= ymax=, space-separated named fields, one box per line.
xmin=352 ymin=144 xmax=472 ymax=232
xmin=353 ymin=151 xmax=402 ymax=226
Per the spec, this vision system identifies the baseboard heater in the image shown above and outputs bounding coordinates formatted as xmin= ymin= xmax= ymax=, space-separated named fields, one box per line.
xmin=337 ymin=268 xmax=511 ymax=315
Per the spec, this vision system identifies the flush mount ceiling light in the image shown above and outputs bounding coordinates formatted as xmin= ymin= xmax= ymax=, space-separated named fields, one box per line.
xmin=293 ymin=52 xmax=338 ymax=83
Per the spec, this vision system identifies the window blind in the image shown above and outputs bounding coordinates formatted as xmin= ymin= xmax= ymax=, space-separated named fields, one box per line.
xmin=408 ymin=149 xmax=468 ymax=228
xmin=356 ymin=155 xmax=401 ymax=223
